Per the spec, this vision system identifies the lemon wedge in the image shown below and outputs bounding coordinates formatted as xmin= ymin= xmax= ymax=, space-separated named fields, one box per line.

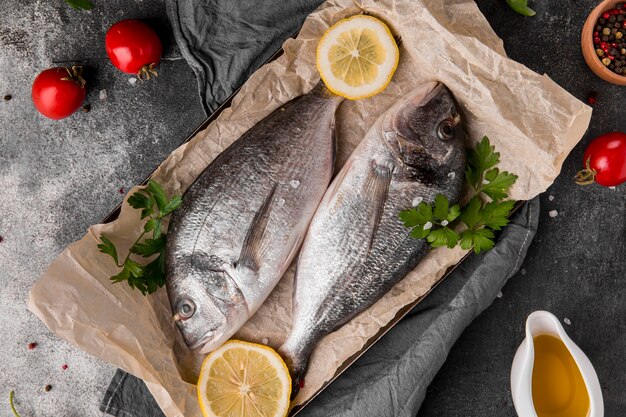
xmin=197 ymin=340 xmax=291 ymax=417
xmin=317 ymin=15 xmax=399 ymax=100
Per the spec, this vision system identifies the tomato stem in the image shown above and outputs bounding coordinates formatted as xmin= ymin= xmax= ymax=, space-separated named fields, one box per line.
xmin=137 ymin=63 xmax=159 ymax=81
xmin=60 ymin=66 xmax=86 ymax=89
xmin=574 ymin=157 xmax=597 ymax=185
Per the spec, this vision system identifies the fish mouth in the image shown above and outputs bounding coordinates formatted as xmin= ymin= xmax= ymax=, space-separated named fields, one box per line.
xmin=187 ymin=331 xmax=217 ymax=351
xmin=409 ymin=81 xmax=443 ymax=107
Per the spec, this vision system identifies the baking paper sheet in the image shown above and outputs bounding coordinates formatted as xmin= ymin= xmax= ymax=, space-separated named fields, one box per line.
xmin=28 ymin=0 xmax=591 ymax=415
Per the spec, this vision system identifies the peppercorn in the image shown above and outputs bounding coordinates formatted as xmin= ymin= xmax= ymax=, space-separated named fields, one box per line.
xmin=622 ymin=48 xmax=626 ymax=54
xmin=597 ymin=48 xmax=605 ymax=57
xmin=81 ymin=104 xmax=90 ymax=113
xmin=62 ymin=364 xmax=68 ymax=370
xmin=610 ymin=16 xmax=617 ymax=23
xmin=600 ymin=17 xmax=606 ymax=24
xmin=3 ymin=94 xmax=11 ymax=101
xmin=602 ymin=35 xmax=610 ymax=41
xmin=602 ymin=57 xmax=612 ymax=66
xmin=603 ymin=12 xmax=610 ymax=19
xmin=587 ymin=92 xmax=598 ymax=105
xmin=617 ymin=31 xmax=624 ymax=39
xmin=594 ymin=36 xmax=602 ymax=44
xmin=119 ymin=187 xmax=125 ymax=194
xmin=616 ymin=22 xmax=622 ymax=28
xmin=44 ymin=385 xmax=52 ymax=392
xmin=603 ymin=27 xmax=611 ymax=35
xmin=0 ymin=236 xmax=3 ymax=243
xmin=28 ymin=342 xmax=37 ymax=350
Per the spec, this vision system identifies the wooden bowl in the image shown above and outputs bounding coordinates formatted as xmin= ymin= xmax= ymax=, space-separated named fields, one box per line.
xmin=582 ymin=0 xmax=626 ymax=85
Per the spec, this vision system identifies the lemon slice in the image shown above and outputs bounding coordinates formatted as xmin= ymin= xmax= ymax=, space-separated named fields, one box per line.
xmin=317 ymin=15 xmax=399 ymax=100
xmin=197 ymin=340 xmax=291 ymax=417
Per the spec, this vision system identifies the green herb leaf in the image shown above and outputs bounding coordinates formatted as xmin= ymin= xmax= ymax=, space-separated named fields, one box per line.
xmin=506 ymin=0 xmax=536 ymax=16
xmin=65 ymin=0 xmax=93 ymax=10
xmin=459 ymin=196 xmax=483 ymax=229
xmin=97 ymin=234 xmax=119 ymax=265
xmin=10 ymin=391 xmax=22 ymax=417
xmin=427 ymin=227 xmax=460 ymax=248
xmin=144 ymin=218 xmax=163 ymax=239
xmin=433 ymin=194 xmax=449 ymax=222
xmin=460 ymin=228 xmax=496 ymax=253
xmin=131 ymin=235 xmax=166 ymax=257
xmin=148 ymin=180 xmax=168 ymax=214
xmin=143 ymin=253 xmax=166 ymax=294
xmin=482 ymin=168 xmax=518 ymax=201
xmin=410 ymin=226 xmax=431 ymax=239
xmin=482 ymin=200 xmax=516 ymax=230
xmin=466 ymin=136 xmax=500 ymax=189
xmin=446 ymin=204 xmax=462 ymax=223
xmin=128 ymin=191 xmax=154 ymax=219
xmin=162 ymin=195 xmax=183 ymax=216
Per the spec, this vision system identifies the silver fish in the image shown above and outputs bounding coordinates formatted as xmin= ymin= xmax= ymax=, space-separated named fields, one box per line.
xmin=165 ymin=82 xmax=343 ymax=353
xmin=278 ymin=82 xmax=466 ymax=394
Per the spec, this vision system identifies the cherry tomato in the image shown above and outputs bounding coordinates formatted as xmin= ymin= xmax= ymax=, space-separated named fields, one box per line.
xmin=575 ymin=132 xmax=626 ymax=187
xmin=31 ymin=67 xmax=86 ymax=120
xmin=105 ymin=19 xmax=162 ymax=79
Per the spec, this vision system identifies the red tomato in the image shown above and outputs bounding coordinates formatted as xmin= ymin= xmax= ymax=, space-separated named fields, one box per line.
xmin=32 ymin=67 xmax=86 ymax=120
xmin=576 ymin=132 xmax=626 ymax=187
xmin=105 ymin=19 xmax=162 ymax=79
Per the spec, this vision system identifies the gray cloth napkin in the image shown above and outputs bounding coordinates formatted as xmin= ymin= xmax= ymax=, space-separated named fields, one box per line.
xmin=101 ymin=1 xmax=540 ymax=415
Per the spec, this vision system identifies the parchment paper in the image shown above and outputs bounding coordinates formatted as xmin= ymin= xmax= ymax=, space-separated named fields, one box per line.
xmin=28 ymin=0 xmax=592 ymax=415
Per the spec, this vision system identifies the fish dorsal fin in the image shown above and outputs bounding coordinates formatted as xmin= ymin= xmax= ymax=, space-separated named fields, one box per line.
xmin=363 ymin=161 xmax=393 ymax=253
xmin=236 ymin=183 xmax=278 ymax=274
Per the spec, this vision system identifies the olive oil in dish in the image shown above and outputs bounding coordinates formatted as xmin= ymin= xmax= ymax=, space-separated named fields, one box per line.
xmin=532 ymin=334 xmax=590 ymax=417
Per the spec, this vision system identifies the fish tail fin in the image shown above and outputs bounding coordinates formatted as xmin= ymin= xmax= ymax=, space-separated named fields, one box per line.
xmin=277 ymin=338 xmax=311 ymax=399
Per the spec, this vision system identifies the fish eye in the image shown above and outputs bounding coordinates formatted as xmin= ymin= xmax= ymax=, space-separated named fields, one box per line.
xmin=437 ymin=120 xmax=455 ymax=141
xmin=176 ymin=298 xmax=196 ymax=320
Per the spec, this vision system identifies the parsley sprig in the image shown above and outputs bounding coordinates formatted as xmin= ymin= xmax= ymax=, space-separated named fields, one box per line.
xmin=65 ymin=0 xmax=93 ymax=10
xmin=506 ymin=0 xmax=536 ymax=16
xmin=98 ymin=180 xmax=182 ymax=295
xmin=399 ymin=136 xmax=518 ymax=254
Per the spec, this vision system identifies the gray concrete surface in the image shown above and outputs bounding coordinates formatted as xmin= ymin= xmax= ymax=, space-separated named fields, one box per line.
xmin=0 ymin=1 xmax=624 ymax=417
xmin=0 ymin=1 xmax=205 ymax=416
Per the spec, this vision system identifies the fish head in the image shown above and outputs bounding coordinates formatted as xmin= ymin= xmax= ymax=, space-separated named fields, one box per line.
xmin=382 ymin=82 xmax=465 ymax=174
xmin=167 ymin=267 xmax=235 ymax=352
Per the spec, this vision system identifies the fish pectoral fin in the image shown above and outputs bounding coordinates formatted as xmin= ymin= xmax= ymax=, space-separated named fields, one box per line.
xmin=363 ymin=161 xmax=393 ymax=252
xmin=236 ymin=182 xmax=278 ymax=273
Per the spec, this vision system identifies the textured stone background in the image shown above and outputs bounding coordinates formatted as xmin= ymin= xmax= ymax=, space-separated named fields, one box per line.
xmin=0 ymin=1 xmax=205 ymax=416
xmin=0 ymin=0 xmax=624 ymax=416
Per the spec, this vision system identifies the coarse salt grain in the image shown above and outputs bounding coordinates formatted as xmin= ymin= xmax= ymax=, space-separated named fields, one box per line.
xmin=548 ymin=210 xmax=558 ymax=218
xmin=548 ymin=195 xmax=555 ymax=201
xmin=564 ymin=317 xmax=572 ymax=325
xmin=128 ymin=78 xmax=137 ymax=85
xmin=261 ymin=338 xmax=269 ymax=345
xmin=423 ymin=221 xmax=433 ymax=230
xmin=99 ymin=89 xmax=108 ymax=100
xmin=496 ymin=291 xmax=503 ymax=298
xmin=412 ymin=196 xmax=423 ymax=206
xmin=447 ymin=172 xmax=456 ymax=180
xmin=441 ymin=220 xmax=449 ymax=226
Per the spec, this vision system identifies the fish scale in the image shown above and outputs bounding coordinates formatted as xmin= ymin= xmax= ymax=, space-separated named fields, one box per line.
xmin=279 ymin=82 xmax=467 ymax=396
xmin=165 ymin=82 xmax=343 ymax=354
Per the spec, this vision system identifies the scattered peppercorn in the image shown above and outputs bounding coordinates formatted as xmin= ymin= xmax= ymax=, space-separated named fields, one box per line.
xmin=81 ymin=104 xmax=90 ymax=113
xmin=3 ymin=94 xmax=11 ymax=101
xmin=28 ymin=342 xmax=37 ymax=350
xmin=594 ymin=4 xmax=626 ymax=76
xmin=44 ymin=385 xmax=52 ymax=392
xmin=587 ymin=92 xmax=598 ymax=105
xmin=0 ymin=235 xmax=3 ymax=243
xmin=118 ymin=187 xmax=125 ymax=194
xmin=61 ymin=364 xmax=68 ymax=370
